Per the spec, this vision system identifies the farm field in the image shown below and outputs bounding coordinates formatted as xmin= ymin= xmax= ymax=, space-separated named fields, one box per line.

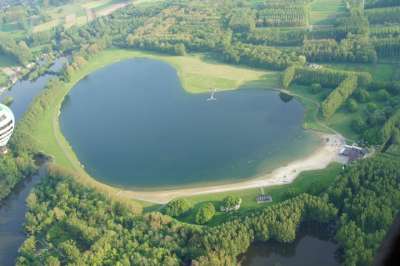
xmin=309 ymin=0 xmax=346 ymax=25
xmin=33 ymin=0 xmax=130 ymax=32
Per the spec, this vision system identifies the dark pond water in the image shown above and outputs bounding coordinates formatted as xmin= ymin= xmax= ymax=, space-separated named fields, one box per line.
xmin=241 ymin=223 xmax=340 ymax=266
xmin=60 ymin=59 xmax=319 ymax=189
xmin=0 ymin=169 xmax=44 ymax=266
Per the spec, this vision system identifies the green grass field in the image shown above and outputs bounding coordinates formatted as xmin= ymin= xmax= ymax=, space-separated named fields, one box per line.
xmin=160 ymin=163 xmax=342 ymax=225
xmin=309 ymin=0 xmax=346 ymax=25
xmin=325 ymin=62 xmax=396 ymax=82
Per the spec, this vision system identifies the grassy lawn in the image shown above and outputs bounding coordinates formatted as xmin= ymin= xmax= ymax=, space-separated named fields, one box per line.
xmin=160 ymin=163 xmax=343 ymax=225
xmin=290 ymin=84 xmax=367 ymax=142
xmin=309 ymin=0 xmax=346 ymax=25
xmin=325 ymin=62 xmax=396 ymax=82
xmin=289 ymin=84 xmax=333 ymax=133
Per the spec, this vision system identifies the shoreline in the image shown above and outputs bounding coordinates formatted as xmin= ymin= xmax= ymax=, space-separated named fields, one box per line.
xmin=116 ymin=133 xmax=345 ymax=203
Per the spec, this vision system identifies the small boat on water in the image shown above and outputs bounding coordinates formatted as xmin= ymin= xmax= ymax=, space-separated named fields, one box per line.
xmin=207 ymin=88 xmax=217 ymax=101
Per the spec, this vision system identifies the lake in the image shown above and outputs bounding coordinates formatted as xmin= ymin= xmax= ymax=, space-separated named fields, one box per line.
xmin=60 ymin=59 xmax=319 ymax=189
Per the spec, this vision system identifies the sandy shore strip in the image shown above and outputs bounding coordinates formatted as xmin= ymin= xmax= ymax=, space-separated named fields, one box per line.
xmin=117 ymin=133 xmax=346 ymax=204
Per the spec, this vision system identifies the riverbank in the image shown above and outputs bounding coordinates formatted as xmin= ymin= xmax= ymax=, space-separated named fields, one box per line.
xmin=16 ymin=48 xmax=344 ymax=205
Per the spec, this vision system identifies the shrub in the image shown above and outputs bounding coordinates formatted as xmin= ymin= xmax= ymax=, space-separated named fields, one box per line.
xmin=352 ymin=117 xmax=367 ymax=133
xmin=195 ymin=203 xmax=216 ymax=224
xmin=377 ymin=89 xmax=390 ymax=101
xmin=321 ymin=75 xmax=358 ymax=119
xmin=354 ymin=89 xmax=370 ymax=103
xmin=221 ymin=196 xmax=242 ymax=211
xmin=310 ymin=83 xmax=322 ymax=94
xmin=347 ymin=99 xmax=358 ymax=112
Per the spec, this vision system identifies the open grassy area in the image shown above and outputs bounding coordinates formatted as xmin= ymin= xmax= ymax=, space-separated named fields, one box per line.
xmin=161 ymin=163 xmax=343 ymax=225
xmin=290 ymin=83 xmax=365 ymax=141
xmin=309 ymin=0 xmax=346 ymax=25
xmin=325 ymin=62 xmax=397 ymax=82
xmin=289 ymin=84 xmax=336 ymax=134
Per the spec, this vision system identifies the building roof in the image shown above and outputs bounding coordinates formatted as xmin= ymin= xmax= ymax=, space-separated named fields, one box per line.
xmin=256 ymin=194 xmax=272 ymax=203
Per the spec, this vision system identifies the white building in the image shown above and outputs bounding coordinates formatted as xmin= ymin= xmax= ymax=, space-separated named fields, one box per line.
xmin=0 ymin=104 xmax=15 ymax=154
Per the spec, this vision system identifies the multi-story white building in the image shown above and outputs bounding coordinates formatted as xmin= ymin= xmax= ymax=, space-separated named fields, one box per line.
xmin=0 ymin=104 xmax=15 ymax=154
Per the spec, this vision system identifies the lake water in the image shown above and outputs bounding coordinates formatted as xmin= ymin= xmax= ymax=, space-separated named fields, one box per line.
xmin=0 ymin=57 xmax=67 ymax=120
xmin=241 ymin=223 xmax=340 ymax=266
xmin=60 ymin=59 xmax=319 ymax=189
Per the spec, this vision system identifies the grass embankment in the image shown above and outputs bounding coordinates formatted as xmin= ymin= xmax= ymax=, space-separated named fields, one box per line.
xmin=16 ymin=49 xmax=278 ymax=208
xmin=153 ymin=163 xmax=342 ymax=225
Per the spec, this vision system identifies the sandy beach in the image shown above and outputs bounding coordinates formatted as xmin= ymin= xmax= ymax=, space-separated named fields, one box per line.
xmin=117 ymin=133 xmax=346 ymax=204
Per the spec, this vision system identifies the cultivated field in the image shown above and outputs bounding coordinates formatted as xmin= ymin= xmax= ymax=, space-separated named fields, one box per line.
xmin=309 ymin=0 xmax=346 ymax=25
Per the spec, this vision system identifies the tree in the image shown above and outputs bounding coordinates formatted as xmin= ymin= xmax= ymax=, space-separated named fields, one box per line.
xmin=310 ymin=83 xmax=322 ymax=94
xmin=221 ymin=196 xmax=241 ymax=211
xmin=17 ymin=41 xmax=32 ymax=66
xmin=354 ymin=89 xmax=370 ymax=103
xmin=347 ymin=99 xmax=358 ymax=112
xmin=164 ymin=199 xmax=192 ymax=217
xmin=282 ymin=66 xmax=296 ymax=89
xmin=195 ymin=203 xmax=216 ymax=224
xmin=352 ymin=117 xmax=367 ymax=133
xmin=174 ymin=43 xmax=186 ymax=56
xmin=377 ymin=89 xmax=390 ymax=101
xmin=321 ymin=75 xmax=358 ymax=119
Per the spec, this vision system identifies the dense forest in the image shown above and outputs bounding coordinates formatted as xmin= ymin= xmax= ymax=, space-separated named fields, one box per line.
xmin=0 ymin=0 xmax=399 ymax=265
xmin=16 ymin=156 xmax=400 ymax=265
